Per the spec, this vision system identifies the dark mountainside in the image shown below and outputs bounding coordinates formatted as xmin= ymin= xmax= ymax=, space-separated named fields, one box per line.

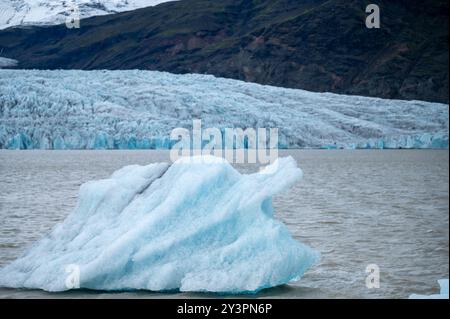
xmin=0 ymin=0 xmax=448 ymax=103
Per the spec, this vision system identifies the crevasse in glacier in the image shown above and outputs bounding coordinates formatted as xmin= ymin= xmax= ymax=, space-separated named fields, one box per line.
xmin=0 ymin=156 xmax=319 ymax=293
xmin=0 ymin=70 xmax=448 ymax=150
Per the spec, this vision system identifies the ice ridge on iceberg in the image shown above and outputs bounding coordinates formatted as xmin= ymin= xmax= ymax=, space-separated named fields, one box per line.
xmin=0 ymin=156 xmax=319 ymax=293
xmin=0 ymin=69 xmax=448 ymax=150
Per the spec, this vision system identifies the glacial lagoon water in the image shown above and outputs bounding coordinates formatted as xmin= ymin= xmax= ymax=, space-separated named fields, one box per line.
xmin=0 ymin=150 xmax=448 ymax=298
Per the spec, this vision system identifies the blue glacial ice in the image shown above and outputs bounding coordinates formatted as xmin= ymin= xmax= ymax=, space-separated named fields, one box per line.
xmin=0 ymin=69 xmax=448 ymax=150
xmin=0 ymin=156 xmax=319 ymax=293
xmin=409 ymin=279 xmax=449 ymax=299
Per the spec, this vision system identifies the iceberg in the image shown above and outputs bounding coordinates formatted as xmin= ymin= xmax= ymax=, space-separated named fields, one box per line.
xmin=0 ymin=69 xmax=448 ymax=150
xmin=409 ymin=279 xmax=449 ymax=299
xmin=0 ymin=156 xmax=319 ymax=293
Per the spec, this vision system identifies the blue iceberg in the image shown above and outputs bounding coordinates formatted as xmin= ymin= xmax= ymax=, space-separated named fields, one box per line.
xmin=0 ymin=156 xmax=319 ymax=293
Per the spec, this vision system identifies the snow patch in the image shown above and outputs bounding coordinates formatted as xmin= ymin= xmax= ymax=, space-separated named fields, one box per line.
xmin=0 ymin=0 xmax=177 ymax=30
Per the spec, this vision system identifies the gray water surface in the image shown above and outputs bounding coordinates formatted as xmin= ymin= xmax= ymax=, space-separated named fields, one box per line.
xmin=0 ymin=150 xmax=448 ymax=298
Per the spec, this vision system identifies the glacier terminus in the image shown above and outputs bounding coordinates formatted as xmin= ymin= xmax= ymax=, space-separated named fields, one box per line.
xmin=0 ymin=69 xmax=448 ymax=150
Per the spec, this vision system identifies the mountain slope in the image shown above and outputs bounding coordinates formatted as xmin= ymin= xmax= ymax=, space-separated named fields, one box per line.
xmin=0 ymin=0 xmax=448 ymax=103
xmin=0 ymin=0 xmax=176 ymax=30
xmin=0 ymin=69 xmax=448 ymax=150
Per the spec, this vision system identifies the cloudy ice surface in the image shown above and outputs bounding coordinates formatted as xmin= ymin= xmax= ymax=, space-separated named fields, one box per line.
xmin=0 ymin=70 xmax=448 ymax=150
xmin=0 ymin=156 xmax=320 ymax=293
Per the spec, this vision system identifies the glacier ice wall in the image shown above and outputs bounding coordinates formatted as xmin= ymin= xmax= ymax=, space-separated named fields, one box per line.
xmin=0 ymin=69 xmax=448 ymax=150
xmin=0 ymin=156 xmax=319 ymax=293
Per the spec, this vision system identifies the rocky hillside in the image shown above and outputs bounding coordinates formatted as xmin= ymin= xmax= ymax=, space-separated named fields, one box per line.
xmin=0 ymin=0 xmax=448 ymax=103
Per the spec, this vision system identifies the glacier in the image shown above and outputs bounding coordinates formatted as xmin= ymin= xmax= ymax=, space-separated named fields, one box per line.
xmin=0 ymin=155 xmax=319 ymax=293
xmin=0 ymin=0 xmax=177 ymax=30
xmin=409 ymin=279 xmax=449 ymax=299
xmin=0 ymin=69 xmax=448 ymax=150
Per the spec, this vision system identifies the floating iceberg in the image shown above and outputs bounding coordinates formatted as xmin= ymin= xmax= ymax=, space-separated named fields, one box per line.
xmin=0 ymin=156 xmax=319 ymax=293
xmin=0 ymin=69 xmax=448 ymax=150
xmin=409 ymin=279 xmax=449 ymax=299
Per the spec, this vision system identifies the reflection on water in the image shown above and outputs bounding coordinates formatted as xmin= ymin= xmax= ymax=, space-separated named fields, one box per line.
xmin=0 ymin=150 xmax=448 ymax=299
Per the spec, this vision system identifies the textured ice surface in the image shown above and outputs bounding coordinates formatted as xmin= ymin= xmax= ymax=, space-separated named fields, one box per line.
xmin=0 ymin=156 xmax=319 ymax=293
xmin=0 ymin=1 xmax=176 ymax=30
xmin=409 ymin=279 xmax=449 ymax=299
xmin=0 ymin=69 xmax=448 ymax=150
